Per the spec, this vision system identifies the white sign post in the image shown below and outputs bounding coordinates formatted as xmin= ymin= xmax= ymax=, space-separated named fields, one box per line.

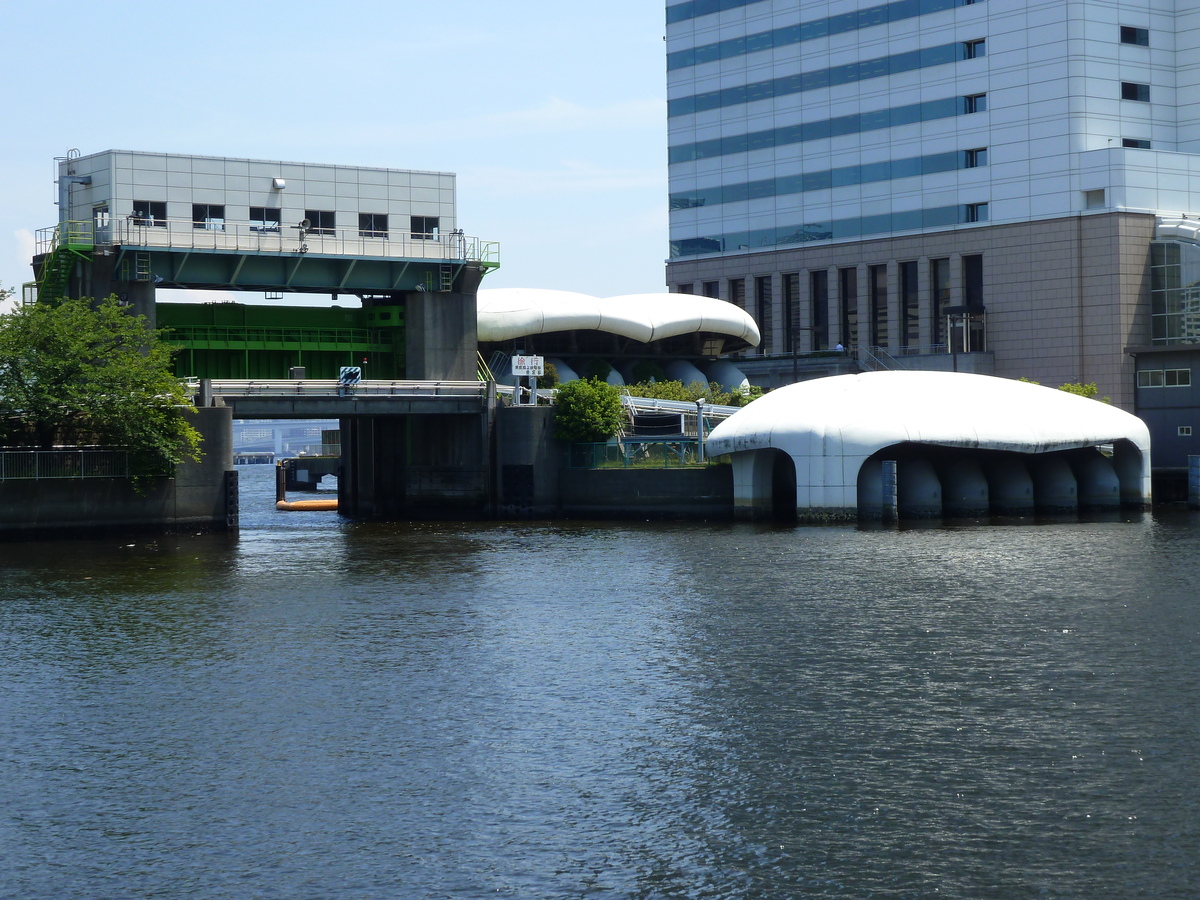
xmin=511 ymin=355 xmax=544 ymax=405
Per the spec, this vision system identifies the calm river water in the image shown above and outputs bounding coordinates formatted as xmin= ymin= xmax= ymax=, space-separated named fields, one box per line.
xmin=2 ymin=465 xmax=1199 ymax=899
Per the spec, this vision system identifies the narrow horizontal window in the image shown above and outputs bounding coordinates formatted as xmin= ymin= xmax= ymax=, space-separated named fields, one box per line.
xmin=192 ymin=203 xmax=225 ymax=231
xmin=669 ymin=41 xmax=966 ymax=116
xmin=305 ymin=209 xmax=336 ymax=235
xmin=670 ymin=202 xmax=990 ymax=258
xmin=668 ymin=95 xmax=975 ymax=164
xmin=1123 ymin=138 xmax=1151 ymax=149
xmin=1120 ymin=26 xmax=1149 ymax=46
xmin=1121 ymin=82 xmax=1150 ymax=102
xmin=411 ymin=216 xmax=440 ymax=240
xmin=964 ymin=202 xmax=988 ymax=223
xmin=669 ymin=148 xmax=984 ymax=209
xmin=249 ymin=206 xmax=281 ymax=233
xmin=359 ymin=212 xmax=388 ymax=238
xmin=1138 ymin=369 xmax=1164 ymax=387
xmin=1166 ymin=368 xmax=1191 ymax=387
xmin=131 ymin=201 xmax=167 ymax=227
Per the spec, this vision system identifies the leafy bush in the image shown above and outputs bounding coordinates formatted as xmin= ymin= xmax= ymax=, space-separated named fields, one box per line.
xmin=553 ymin=378 xmax=625 ymax=443
xmin=625 ymin=379 xmax=763 ymax=408
xmin=0 ymin=292 xmax=201 ymax=475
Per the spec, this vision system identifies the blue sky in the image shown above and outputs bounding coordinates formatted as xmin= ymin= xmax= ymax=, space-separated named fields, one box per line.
xmin=1 ymin=1 xmax=668 ymax=309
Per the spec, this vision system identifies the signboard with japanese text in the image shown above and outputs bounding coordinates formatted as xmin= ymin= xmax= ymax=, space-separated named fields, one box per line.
xmin=511 ymin=355 xmax=544 ymax=377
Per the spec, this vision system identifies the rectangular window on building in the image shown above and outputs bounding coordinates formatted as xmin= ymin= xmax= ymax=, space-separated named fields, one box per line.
xmin=132 ymin=201 xmax=167 ymax=227
xmin=810 ymin=270 xmax=829 ymax=351
xmin=963 ymin=255 xmax=984 ymax=309
xmin=192 ymin=203 xmax=225 ymax=231
xmin=249 ymin=206 xmax=281 ymax=233
xmin=1150 ymin=241 xmax=1186 ymax=344
xmin=1121 ymin=26 xmax=1150 ymax=46
xmin=1138 ymin=369 xmax=1164 ymax=387
xmin=839 ymin=267 xmax=858 ymax=349
xmin=965 ymin=202 xmax=988 ymax=223
xmin=729 ymin=278 xmax=746 ymax=310
xmin=1179 ymin=426 xmax=1192 ymax=437
xmin=1122 ymin=82 xmax=1151 ymax=102
xmin=964 ymin=148 xmax=988 ymax=168
xmin=782 ymin=273 xmax=799 ymax=354
xmin=1084 ymin=189 xmax=1106 ymax=209
xmin=869 ymin=264 xmax=888 ymax=348
xmin=931 ymin=257 xmax=950 ymax=346
xmin=755 ymin=276 xmax=772 ymax=354
xmin=962 ymin=39 xmax=985 ymax=59
xmin=675 ymin=283 xmax=695 ymax=294
xmin=359 ymin=212 xmax=388 ymax=238
xmin=305 ymin=209 xmax=335 ymax=235
xmin=1123 ymin=138 xmax=1151 ymax=149
xmin=1166 ymin=368 xmax=1192 ymax=387
xmin=410 ymin=216 xmax=439 ymax=240
xmin=900 ymin=260 xmax=919 ymax=349
xmin=703 ymin=281 xmax=719 ymax=299
xmin=964 ymin=93 xmax=987 ymax=114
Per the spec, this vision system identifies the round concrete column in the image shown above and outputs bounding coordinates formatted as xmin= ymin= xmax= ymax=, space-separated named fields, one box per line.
xmin=1029 ymin=455 xmax=1078 ymax=513
xmin=1071 ymin=451 xmax=1121 ymax=510
xmin=984 ymin=455 xmax=1035 ymax=515
xmin=898 ymin=457 xmax=942 ymax=519
xmin=857 ymin=459 xmax=883 ymax=519
xmin=937 ymin=456 xmax=990 ymax=518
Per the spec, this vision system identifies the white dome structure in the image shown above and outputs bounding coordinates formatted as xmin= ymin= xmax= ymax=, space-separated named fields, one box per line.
xmin=476 ymin=288 xmax=760 ymax=350
xmin=705 ymin=371 xmax=1152 ymax=521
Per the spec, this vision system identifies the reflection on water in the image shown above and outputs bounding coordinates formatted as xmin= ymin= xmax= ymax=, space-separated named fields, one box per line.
xmin=1 ymin=466 xmax=1198 ymax=898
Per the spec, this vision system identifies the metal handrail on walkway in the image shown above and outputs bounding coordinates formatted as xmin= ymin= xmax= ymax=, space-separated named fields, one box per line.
xmin=206 ymin=379 xmax=488 ymax=398
xmin=36 ymin=219 xmax=499 ymax=267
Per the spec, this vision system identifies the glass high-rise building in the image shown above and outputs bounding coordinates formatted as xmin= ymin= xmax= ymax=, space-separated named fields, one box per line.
xmin=664 ymin=0 xmax=1200 ymax=457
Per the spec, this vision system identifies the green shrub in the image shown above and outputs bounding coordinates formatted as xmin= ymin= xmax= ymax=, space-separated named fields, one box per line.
xmin=553 ymin=378 xmax=625 ymax=443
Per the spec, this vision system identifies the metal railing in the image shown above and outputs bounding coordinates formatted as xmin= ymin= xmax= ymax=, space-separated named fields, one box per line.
xmin=36 ymin=219 xmax=499 ymax=266
xmin=567 ymin=438 xmax=705 ymax=469
xmin=207 ymin=379 xmax=488 ymax=398
xmin=0 ymin=449 xmax=131 ymax=481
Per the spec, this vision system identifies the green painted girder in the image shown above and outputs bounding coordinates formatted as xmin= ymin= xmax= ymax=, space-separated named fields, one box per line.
xmin=112 ymin=245 xmax=467 ymax=293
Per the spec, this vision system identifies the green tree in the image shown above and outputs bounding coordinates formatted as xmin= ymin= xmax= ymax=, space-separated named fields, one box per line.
xmin=625 ymin=378 xmax=763 ymax=408
xmin=0 ymin=292 xmax=201 ymax=473
xmin=552 ymin=377 xmax=625 ymax=443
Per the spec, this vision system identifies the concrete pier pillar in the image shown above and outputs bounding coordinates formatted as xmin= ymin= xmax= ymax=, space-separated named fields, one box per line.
xmin=937 ymin=456 xmax=990 ymax=517
xmin=1070 ymin=451 xmax=1121 ymax=510
xmin=898 ymin=457 xmax=942 ymax=518
xmin=983 ymin=455 xmax=1035 ymax=516
xmin=1029 ymin=455 xmax=1078 ymax=513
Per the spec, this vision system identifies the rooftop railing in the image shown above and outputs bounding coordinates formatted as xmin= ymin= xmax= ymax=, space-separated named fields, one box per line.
xmin=36 ymin=219 xmax=499 ymax=266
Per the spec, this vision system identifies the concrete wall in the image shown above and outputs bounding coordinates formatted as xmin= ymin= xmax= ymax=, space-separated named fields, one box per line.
xmin=559 ymin=466 xmax=733 ymax=520
xmin=0 ymin=407 xmax=235 ymax=535
xmin=495 ymin=405 xmax=562 ymax=517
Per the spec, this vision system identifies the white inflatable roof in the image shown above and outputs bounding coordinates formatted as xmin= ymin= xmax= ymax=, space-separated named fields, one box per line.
xmin=707 ymin=371 xmax=1152 ymax=515
xmin=476 ymin=288 xmax=760 ymax=350
xmin=707 ymin=371 xmax=1150 ymax=459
